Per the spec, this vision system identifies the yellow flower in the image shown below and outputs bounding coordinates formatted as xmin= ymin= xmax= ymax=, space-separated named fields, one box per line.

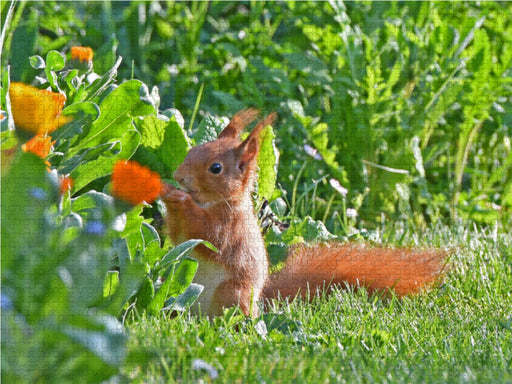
xmin=111 ymin=160 xmax=164 ymax=206
xmin=9 ymin=82 xmax=72 ymax=134
xmin=22 ymin=134 xmax=55 ymax=168
xmin=71 ymin=46 xmax=94 ymax=62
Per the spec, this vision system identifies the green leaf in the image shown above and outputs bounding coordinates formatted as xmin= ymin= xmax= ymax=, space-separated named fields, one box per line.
xmin=143 ymin=241 xmax=167 ymax=267
xmin=4 ymin=314 xmax=120 ymax=383
xmin=104 ymin=261 xmax=146 ymax=315
xmin=61 ymin=212 xmax=83 ymax=230
xmin=135 ymin=114 xmax=191 ymax=178
xmin=138 ymin=115 xmax=166 ymax=148
xmin=161 ymin=108 xmax=185 ymax=129
xmin=71 ymin=79 xmax=153 ymax=154
xmin=267 ymin=242 xmax=289 ymax=266
xmin=62 ymin=100 xmax=100 ymax=120
xmin=154 ymin=239 xmax=217 ymax=275
xmin=154 ymin=117 xmax=191 ymax=176
xmin=281 ymin=216 xmax=337 ymax=244
xmin=141 ymin=222 xmax=160 ymax=248
xmin=138 ymin=81 xmax=157 ymax=110
xmin=44 ymin=50 xmax=65 ymax=89
xmin=64 ymin=68 xmax=79 ymax=90
xmin=195 ymin=114 xmax=229 ymax=145
xmin=46 ymin=50 xmax=65 ymax=71
xmin=29 ymin=55 xmax=45 ymax=69
xmin=70 ymin=129 xmax=141 ymax=192
xmin=257 ymin=124 xmax=279 ymax=200
xmin=118 ymin=205 xmax=145 ymax=238
xmin=62 ymin=315 xmax=127 ymax=366
xmin=61 ymin=141 xmax=120 ymax=174
xmin=132 ymin=147 xmax=169 ymax=179
xmin=71 ymin=190 xmax=114 ymax=216
xmin=103 ymin=271 xmax=120 ymax=298
xmin=64 ymin=241 xmax=112 ymax=312
xmin=149 ymin=257 xmax=198 ymax=315
xmin=163 ymin=283 xmax=204 ymax=312
xmin=84 ymin=55 xmax=123 ymax=102
xmin=134 ymin=276 xmax=155 ymax=313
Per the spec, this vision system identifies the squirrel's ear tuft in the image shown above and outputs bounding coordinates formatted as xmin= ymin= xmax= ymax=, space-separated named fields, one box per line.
xmin=241 ymin=112 xmax=277 ymax=146
xmin=219 ymin=108 xmax=260 ymax=140
xmin=237 ymin=113 xmax=277 ymax=171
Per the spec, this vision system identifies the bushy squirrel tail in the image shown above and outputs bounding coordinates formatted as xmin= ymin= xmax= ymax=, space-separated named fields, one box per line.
xmin=262 ymin=242 xmax=447 ymax=300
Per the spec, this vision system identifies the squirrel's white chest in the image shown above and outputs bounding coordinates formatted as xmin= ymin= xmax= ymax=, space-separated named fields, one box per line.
xmin=190 ymin=252 xmax=227 ymax=315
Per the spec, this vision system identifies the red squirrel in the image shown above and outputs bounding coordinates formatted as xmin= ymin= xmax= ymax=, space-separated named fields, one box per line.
xmin=163 ymin=109 xmax=446 ymax=317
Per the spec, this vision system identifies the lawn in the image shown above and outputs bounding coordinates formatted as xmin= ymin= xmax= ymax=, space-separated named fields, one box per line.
xmin=2 ymin=1 xmax=511 ymax=383
xmin=124 ymin=226 xmax=512 ymax=383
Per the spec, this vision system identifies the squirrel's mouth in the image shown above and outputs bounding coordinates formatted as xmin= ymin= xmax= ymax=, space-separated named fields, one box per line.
xmin=174 ymin=181 xmax=191 ymax=193
xmin=182 ymin=187 xmax=199 ymax=199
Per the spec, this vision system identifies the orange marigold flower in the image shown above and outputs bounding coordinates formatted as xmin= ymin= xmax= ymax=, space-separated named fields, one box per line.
xmin=71 ymin=46 xmax=94 ymax=62
xmin=22 ymin=134 xmax=55 ymax=159
xmin=9 ymin=82 xmax=73 ymax=134
xmin=111 ymin=160 xmax=164 ymax=206
xmin=59 ymin=175 xmax=74 ymax=195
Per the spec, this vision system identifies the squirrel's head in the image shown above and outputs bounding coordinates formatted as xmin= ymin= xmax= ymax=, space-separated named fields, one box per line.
xmin=174 ymin=109 xmax=276 ymax=208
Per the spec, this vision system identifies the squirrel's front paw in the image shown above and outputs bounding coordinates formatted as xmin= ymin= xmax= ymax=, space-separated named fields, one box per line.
xmin=161 ymin=183 xmax=178 ymax=196
xmin=165 ymin=189 xmax=192 ymax=204
xmin=162 ymin=184 xmax=190 ymax=201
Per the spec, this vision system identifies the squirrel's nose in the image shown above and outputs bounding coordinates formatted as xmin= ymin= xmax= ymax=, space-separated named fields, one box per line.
xmin=173 ymin=167 xmax=185 ymax=186
xmin=173 ymin=170 xmax=182 ymax=183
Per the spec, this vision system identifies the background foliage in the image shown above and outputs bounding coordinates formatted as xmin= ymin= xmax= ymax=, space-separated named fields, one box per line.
xmin=3 ymin=0 xmax=511 ymax=231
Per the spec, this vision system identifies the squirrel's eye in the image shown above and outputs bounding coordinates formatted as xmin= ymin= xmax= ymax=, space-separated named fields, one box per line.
xmin=208 ymin=163 xmax=223 ymax=174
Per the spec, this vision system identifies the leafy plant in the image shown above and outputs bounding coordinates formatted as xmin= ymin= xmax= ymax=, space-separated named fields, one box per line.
xmin=1 ymin=152 xmax=128 ymax=382
xmin=0 ymin=46 xmax=203 ymax=381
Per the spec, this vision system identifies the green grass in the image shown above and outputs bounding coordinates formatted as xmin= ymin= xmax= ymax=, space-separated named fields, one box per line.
xmin=124 ymin=226 xmax=512 ymax=383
